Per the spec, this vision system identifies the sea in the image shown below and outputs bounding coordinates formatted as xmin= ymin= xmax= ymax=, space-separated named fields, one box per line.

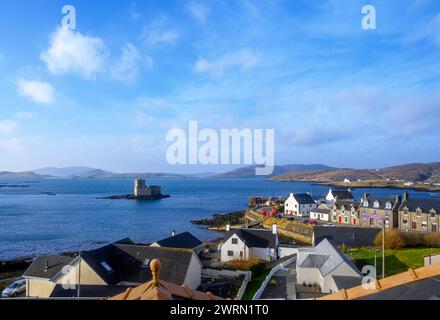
xmin=0 ymin=178 xmax=439 ymax=261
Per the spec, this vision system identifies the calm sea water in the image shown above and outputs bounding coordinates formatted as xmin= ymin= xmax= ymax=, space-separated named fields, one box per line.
xmin=0 ymin=178 xmax=439 ymax=261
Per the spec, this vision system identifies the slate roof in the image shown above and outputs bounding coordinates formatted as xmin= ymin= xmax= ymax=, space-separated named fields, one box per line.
xmin=399 ymin=198 xmax=440 ymax=213
xmin=359 ymin=275 xmax=440 ymax=300
xmin=362 ymin=195 xmax=400 ymax=210
xmin=292 ymin=193 xmax=316 ymax=205
xmin=298 ymin=254 xmax=329 ymax=268
xmin=225 ymin=228 xmax=277 ymax=249
xmin=155 ymin=232 xmax=203 ymax=249
xmin=333 ymin=200 xmax=360 ymax=210
xmin=81 ymin=244 xmax=195 ymax=286
xmin=313 ymin=226 xmax=380 ymax=248
xmin=332 ymin=275 xmax=363 ymax=290
xmin=332 ymin=190 xmax=354 ymax=201
xmin=23 ymin=255 xmax=76 ymax=280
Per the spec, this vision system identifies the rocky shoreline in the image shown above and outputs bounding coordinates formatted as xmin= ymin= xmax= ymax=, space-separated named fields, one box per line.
xmin=191 ymin=211 xmax=246 ymax=228
xmin=98 ymin=194 xmax=170 ymax=200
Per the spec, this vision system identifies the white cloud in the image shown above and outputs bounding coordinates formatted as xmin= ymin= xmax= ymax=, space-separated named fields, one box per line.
xmin=143 ymin=18 xmax=180 ymax=45
xmin=0 ymin=137 xmax=22 ymax=152
xmin=17 ymin=80 xmax=55 ymax=104
xmin=0 ymin=120 xmax=19 ymax=135
xmin=194 ymin=49 xmax=258 ymax=76
xmin=15 ymin=111 xmax=37 ymax=119
xmin=186 ymin=1 xmax=210 ymax=24
xmin=111 ymin=43 xmax=149 ymax=85
xmin=427 ymin=13 xmax=440 ymax=47
xmin=41 ymin=27 xmax=106 ymax=78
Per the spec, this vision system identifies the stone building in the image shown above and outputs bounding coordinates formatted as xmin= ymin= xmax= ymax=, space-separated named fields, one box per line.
xmin=331 ymin=200 xmax=360 ymax=226
xmin=360 ymin=194 xmax=401 ymax=229
xmin=398 ymin=192 xmax=440 ymax=233
xmin=134 ymin=178 xmax=162 ymax=198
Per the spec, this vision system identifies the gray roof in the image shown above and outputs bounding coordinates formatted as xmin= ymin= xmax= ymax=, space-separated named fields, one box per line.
xmin=399 ymin=198 xmax=440 ymax=213
xmin=23 ymin=255 xmax=76 ymax=280
xmin=359 ymin=274 xmax=440 ymax=300
xmin=292 ymin=193 xmax=316 ymax=205
xmin=333 ymin=200 xmax=360 ymax=210
xmin=332 ymin=190 xmax=354 ymax=201
xmin=313 ymin=226 xmax=380 ymax=248
xmin=310 ymin=208 xmax=331 ymax=214
xmin=298 ymin=239 xmax=361 ymax=278
xmin=298 ymin=254 xmax=329 ymax=268
xmin=155 ymin=232 xmax=203 ymax=249
xmin=226 ymin=228 xmax=277 ymax=249
xmin=362 ymin=195 xmax=400 ymax=210
xmin=81 ymin=244 xmax=195 ymax=286
xmin=332 ymin=275 xmax=363 ymax=290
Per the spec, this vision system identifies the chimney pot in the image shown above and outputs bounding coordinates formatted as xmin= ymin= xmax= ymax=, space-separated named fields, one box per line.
xmin=172 ymin=230 xmax=176 ymax=237
xmin=226 ymin=223 xmax=231 ymax=232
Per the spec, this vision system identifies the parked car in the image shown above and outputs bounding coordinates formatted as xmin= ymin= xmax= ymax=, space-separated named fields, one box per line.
xmin=323 ymin=223 xmax=336 ymax=227
xmin=1 ymin=279 xmax=26 ymax=298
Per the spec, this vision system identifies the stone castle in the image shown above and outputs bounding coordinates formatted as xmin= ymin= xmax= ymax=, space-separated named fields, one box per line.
xmin=134 ymin=178 xmax=162 ymax=198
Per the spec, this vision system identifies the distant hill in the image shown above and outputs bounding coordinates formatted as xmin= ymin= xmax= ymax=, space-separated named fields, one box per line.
xmin=212 ymin=164 xmax=334 ymax=178
xmin=69 ymin=172 xmax=187 ymax=179
xmin=272 ymin=162 xmax=440 ymax=183
xmin=33 ymin=167 xmax=108 ymax=177
xmin=0 ymin=171 xmax=44 ymax=180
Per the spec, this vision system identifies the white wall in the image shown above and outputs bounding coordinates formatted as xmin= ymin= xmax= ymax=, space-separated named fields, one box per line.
xmin=183 ymin=253 xmax=202 ymax=290
xmin=221 ymin=234 xmax=249 ymax=262
xmin=278 ymin=246 xmax=299 ymax=258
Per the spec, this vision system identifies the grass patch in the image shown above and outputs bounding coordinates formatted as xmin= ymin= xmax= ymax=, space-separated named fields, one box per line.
xmin=242 ymin=270 xmax=270 ymax=300
xmin=346 ymin=247 xmax=440 ymax=278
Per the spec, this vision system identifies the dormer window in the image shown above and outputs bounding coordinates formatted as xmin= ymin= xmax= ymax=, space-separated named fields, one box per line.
xmin=431 ymin=210 xmax=437 ymax=218
xmin=364 ymin=201 xmax=369 ymax=207
xmin=416 ymin=208 xmax=422 ymax=217
xmin=374 ymin=201 xmax=380 ymax=208
xmin=232 ymin=238 xmax=239 ymax=245
xmin=386 ymin=202 xmax=392 ymax=209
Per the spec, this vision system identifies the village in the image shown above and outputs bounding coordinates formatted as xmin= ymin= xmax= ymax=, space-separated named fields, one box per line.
xmin=2 ymin=180 xmax=440 ymax=301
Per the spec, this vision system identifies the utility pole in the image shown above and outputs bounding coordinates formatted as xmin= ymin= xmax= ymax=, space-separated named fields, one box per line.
xmin=382 ymin=223 xmax=385 ymax=279
xmin=77 ymin=251 xmax=81 ymax=299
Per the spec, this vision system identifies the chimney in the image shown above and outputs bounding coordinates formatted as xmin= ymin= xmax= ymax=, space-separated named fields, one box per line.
xmin=171 ymin=230 xmax=176 ymax=237
xmin=272 ymin=224 xmax=278 ymax=235
xmin=45 ymin=259 xmax=49 ymax=272
xmin=403 ymin=192 xmax=409 ymax=201
xmin=396 ymin=195 xmax=401 ymax=204
xmin=226 ymin=223 xmax=231 ymax=232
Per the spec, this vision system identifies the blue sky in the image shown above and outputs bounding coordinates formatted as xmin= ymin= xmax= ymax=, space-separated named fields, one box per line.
xmin=0 ymin=0 xmax=439 ymax=173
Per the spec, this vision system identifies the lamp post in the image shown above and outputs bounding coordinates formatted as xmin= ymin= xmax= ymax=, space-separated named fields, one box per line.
xmin=382 ymin=222 xmax=385 ymax=279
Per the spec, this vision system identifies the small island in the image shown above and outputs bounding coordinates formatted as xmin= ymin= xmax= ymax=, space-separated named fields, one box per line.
xmin=99 ymin=178 xmax=170 ymax=200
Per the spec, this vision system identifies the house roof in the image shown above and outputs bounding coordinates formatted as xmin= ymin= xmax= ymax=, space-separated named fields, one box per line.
xmin=362 ymin=195 xmax=400 ymax=210
xmin=81 ymin=244 xmax=195 ymax=286
xmin=333 ymin=200 xmax=360 ymax=210
xmin=310 ymin=208 xmax=331 ymax=214
xmin=299 ymin=254 xmax=329 ymax=268
xmin=297 ymin=239 xmax=361 ymax=278
xmin=399 ymin=198 xmax=440 ymax=213
xmin=318 ymin=262 xmax=440 ymax=300
xmin=109 ymin=259 xmax=224 ymax=301
xmin=332 ymin=275 xmax=363 ymax=290
xmin=50 ymin=284 xmax=130 ymax=299
xmin=331 ymin=190 xmax=354 ymax=201
xmin=23 ymin=255 xmax=76 ymax=280
xmin=313 ymin=226 xmax=380 ymax=248
xmin=155 ymin=232 xmax=203 ymax=249
xmin=225 ymin=228 xmax=277 ymax=249
xmin=291 ymin=193 xmax=316 ymax=205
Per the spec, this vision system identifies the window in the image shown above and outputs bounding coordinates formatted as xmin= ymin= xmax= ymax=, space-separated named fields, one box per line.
xmin=364 ymin=201 xmax=369 ymax=207
xmin=431 ymin=211 xmax=437 ymax=218
xmin=412 ymin=221 xmax=417 ymax=229
xmin=239 ymin=251 xmax=244 ymax=258
xmin=232 ymin=238 xmax=238 ymax=245
xmin=403 ymin=208 xmax=409 ymax=216
xmin=374 ymin=201 xmax=380 ymax=208
xmin=344 ymin=216 xmax=348 ymax=223
xmin=228 ymin=251 xmax=234 ymax=257
xmin=402 ymin=219 xmax=408 ymax=226
xmin=416 ymin=209 xmax=422 ymax=217
xmin=433 ymin=224 xmax=438 ymax=233
xmin=422 ymin=222 xmax=427 ymax=228
xmin=100 ymin=261 xmax=113 ymax=272
xmin=386 ymin=202 xmax=392 ymax=209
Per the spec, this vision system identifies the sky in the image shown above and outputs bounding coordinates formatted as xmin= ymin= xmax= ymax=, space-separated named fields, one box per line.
xmin=0 ymin=0 xmax=439 ymax=173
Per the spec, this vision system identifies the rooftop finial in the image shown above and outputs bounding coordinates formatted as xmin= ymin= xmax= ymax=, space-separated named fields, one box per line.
xmin=150 ymin=259 xmax=161 ymax=287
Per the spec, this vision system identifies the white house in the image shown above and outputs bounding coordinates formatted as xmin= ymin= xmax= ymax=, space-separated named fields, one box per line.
xmin=296 ymin=239 xmax=362 ymax=294
xmin=284 ymin=193 xmax=317 ymax=217
xmin=310 ymin=208 xmax=331 ymax=222
xmin=325 ymin=189 xmax=354 ymax=203
xmin=220 ymin=225 xmax=279 ymax=262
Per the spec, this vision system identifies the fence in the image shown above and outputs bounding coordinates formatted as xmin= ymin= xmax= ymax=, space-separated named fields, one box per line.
xmin=202 ymin=268 xmax=252 ymax=300
xmin=252 ymin=256 xmax=296 ymax=300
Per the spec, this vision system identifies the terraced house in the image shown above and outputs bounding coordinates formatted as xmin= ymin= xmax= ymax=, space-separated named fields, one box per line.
xmin=399 ymin=193 xmax=440 ymax=234
xmin=360 ymin=194 xmax=401 ymax=229
xmin=331 ymin=200 xmax=360 ymax=226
